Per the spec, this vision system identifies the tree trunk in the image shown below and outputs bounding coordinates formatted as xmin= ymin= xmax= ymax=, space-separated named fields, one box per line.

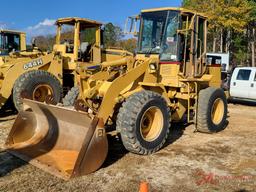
xmin=213 ymin=38 xmax=217 ymax=52
xmin=252 ymin=28 xmax=255 ymax=67
xmin=220 ymin=28 xmax=223 ymax=53
xmin=226 ymin=30 xmax=231 ymax=53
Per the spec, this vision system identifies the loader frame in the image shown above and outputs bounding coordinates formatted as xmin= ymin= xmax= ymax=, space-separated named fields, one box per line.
xmin=5 ymin=8 xmax=227 ymax=180
xmin=77 ymin=8 xmax=221 ymax=126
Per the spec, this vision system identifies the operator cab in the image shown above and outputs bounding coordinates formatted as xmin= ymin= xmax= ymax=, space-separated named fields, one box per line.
xmin=0 ymin=30 xmax=26 ymax=55
xmin=54 ymin=17 xmax=103 ymax=65
xmin=134 ymin=8 xmax=208 ymax=78
xmin=138 ymin=10 xmax=179 ymax=60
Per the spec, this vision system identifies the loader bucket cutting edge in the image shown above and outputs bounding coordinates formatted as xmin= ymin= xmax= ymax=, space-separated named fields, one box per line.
xmin=5 ymin=99 xmax=108 ymax=180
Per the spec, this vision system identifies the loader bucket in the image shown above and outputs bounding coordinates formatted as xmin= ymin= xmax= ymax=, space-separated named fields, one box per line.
xmin=5 ymin=99 xmax=108 ymax=180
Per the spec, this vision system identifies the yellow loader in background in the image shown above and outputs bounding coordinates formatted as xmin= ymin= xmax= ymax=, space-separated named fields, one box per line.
xmin=0 ymin=17 xmax=132 ymax=111
xmin=5 ymin=8 xmax=227 ymax=180
xmin=0 ymin=29 xmax=26 ymax=56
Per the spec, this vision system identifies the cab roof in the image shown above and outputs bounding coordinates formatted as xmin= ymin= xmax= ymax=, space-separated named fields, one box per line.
xmin=141 ymin=7 xmax=207 ymax=18
xmin=56 ymin=17 xmax=103 ymax=28
xmin=0 ymin=29 xmax=25 ymax=35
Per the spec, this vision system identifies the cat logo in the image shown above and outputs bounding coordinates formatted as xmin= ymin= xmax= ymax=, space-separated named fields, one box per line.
xmin=23 ymin=59 xmax=43 ymax=70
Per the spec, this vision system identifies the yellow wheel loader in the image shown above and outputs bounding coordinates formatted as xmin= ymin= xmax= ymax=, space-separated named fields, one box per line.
xmin=0 ymin=29 xmax=26 ymax=56
xmin=5 ymin=8 xmax=227 ymax=180
xmin=0 ymin=18 xmax=132 ymax=111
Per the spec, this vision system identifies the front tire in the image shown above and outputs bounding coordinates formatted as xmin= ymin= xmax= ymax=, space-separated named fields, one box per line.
xmin=13 ymin=70 xmax=62 ymax=111
xmin=117 ymin=90 xmax=170 ymax=155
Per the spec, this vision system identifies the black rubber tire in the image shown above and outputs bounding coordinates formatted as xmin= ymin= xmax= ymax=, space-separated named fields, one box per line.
xmin=116 ymin=90 xmax=170 ymax=155
xmin=197 ymin=87 xmax=227 ymax=133
xmin=13 ymin=70 xmax=62 ymax=111
xmin=63 ymin=86 xmax=80 ymax=106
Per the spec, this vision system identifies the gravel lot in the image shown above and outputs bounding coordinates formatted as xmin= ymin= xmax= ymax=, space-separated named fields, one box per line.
xmin=0 ymin=103 xmax=255 ymax=192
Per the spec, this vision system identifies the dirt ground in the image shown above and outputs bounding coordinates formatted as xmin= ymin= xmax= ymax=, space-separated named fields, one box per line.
xmin=0 ymin=102 xmax=255 ymax=192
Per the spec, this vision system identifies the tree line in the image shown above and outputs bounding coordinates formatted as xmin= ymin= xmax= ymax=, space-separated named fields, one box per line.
xmin=183 ymin=0 xmax=256 ymax=67
xmin=34 ymin=23 xmax=137 ymax=53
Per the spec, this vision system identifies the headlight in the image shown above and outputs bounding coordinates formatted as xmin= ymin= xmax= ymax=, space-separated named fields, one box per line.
xmin=149 ymin=63 xmax=157 ymax=70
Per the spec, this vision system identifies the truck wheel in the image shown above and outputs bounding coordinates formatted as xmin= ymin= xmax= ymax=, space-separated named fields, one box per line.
xmin=197 ymin=87 xmax=227 ymax=133
xmin=117 ymin=90 xmax=170 ymax=155
xmin=13 ymin=70 xmax=62 ymax=111
xmin=63 ymin=86 xmax=79 ymax=106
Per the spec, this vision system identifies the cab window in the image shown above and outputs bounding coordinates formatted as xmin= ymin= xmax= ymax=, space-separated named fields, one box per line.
xmin=13 ymin=34 xmax=21 ymax=51
xmin=236 ymin=69 xmax=251 ymax=81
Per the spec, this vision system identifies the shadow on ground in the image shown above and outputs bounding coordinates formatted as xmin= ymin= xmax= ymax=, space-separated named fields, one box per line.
xmin=0 ymin=99 xmax=17 ymax=120
xmin=164 ymin=122 xmax=190 ymax=147
xmin=103 ymin=122 xmax=190 ymax=168
xmin=0 ymin=110 xmax=17 ymax=122
xmin=0 ymin=150 xmax=27 ymax=177
xmin=102 ymin=135 xmax=128 ymax=168
xmin=229 ymin=99 xmax=256 ymax=106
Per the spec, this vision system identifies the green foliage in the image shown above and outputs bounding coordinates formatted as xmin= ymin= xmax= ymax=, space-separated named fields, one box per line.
xmin=80 ymin=28 xmax=96 ymax=44
xmin=233 ymin=34 xmax=249 ymax=64
xmin=103 ymin=23 xmax=123 ymax=48
xmin=183 ymin=0 xmax=256 ymax=66
xmin=248 ymin=0 xmax=256 ymax=21
xmin=34 ymin=22 xmax=125 ymax=51
xmin=182 ymin=0 xmax=191 ymax=6
xmin=183 ymin=0 xmax=253 ymax=32
xmin=116 ymin=38 xmax=137 ymax=53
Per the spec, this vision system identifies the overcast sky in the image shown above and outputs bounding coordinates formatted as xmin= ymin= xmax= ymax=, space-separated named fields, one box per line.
xmin=0 ymin=0 xmax=181 ymax=41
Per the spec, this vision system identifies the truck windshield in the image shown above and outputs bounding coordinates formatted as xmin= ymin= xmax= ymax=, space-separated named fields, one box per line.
xmin=138 ymin=10 xmax=179 ymax=60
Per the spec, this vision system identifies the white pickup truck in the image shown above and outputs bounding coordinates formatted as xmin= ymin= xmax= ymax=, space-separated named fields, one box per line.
xmin=230 ymin=67 xmax=256 ymax=101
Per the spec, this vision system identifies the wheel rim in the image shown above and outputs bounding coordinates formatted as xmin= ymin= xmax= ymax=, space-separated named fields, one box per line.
xmin=211 ymin=98 xmax=224 ymax=125
xmin=32 ymin=84 xmax=54 ymax=102
xmin=140 ymin=106 xmax=164 ymax=142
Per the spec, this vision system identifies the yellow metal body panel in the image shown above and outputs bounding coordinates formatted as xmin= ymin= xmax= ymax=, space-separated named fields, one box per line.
xmin=20 ymin=33 xmax=26 ymax=51
xmin=56 ymin=17 xmax=102 ymax=26
xmin=102 ymin=49 xmax=132 ymax=62
xmin=208 ymin=67 xmax=221 ymax=88
xmin=97 ymin=59 xmax=150 ymax=123
xmin=141 ymin=7 xmax=207 ymax=18
xmin=159 ymin=64 xmax=180 ymax=87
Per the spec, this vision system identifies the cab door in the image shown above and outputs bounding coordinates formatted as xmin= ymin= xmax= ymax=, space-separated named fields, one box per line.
xmin=230 ymin=68 xmax=252 ymax=98
xmin=248 ymin=69 xmax=256 ymax=100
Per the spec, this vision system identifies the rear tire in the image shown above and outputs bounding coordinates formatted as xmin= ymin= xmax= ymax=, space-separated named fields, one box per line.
xmin=197 ymin=87 xmax=227 ymax=133
xmin=13 ymin=70 xmax=62 ymax=111
xmin=63 ymin=86 xmax=79 ymax=106
xmin=117 ymin=90 xmax=170 ymax=155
